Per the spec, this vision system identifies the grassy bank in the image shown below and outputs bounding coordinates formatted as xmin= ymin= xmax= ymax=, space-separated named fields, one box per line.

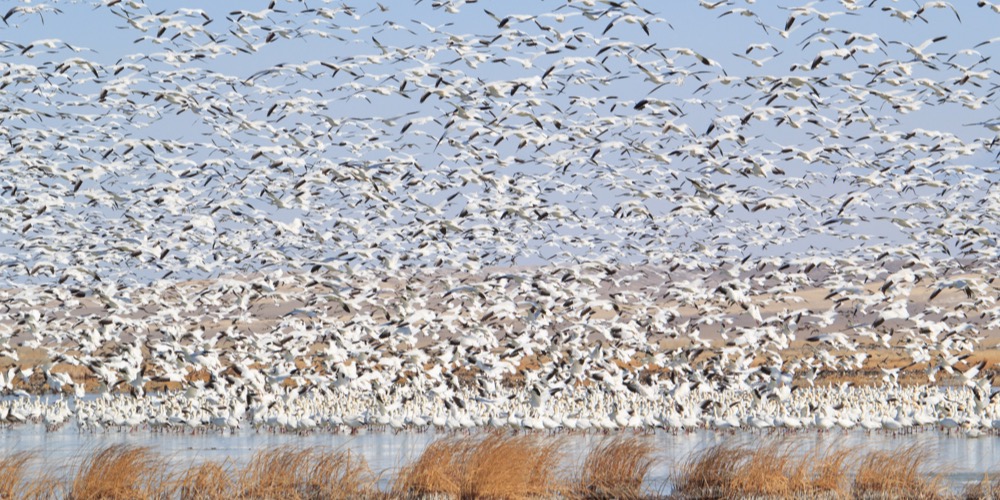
xmin=0 ymin=433 xmax=990 ymax=499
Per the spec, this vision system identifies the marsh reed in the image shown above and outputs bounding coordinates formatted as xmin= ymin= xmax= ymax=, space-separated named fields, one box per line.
xmin=670 ymin=440 xmax=952 ymax=499
xmin=0 ymin=433 xmax=983 ymax=499
xmin=392 ymin=432 xmax=565 ymax=499
xmin=572 ymin=436 xmax=656 ymax=499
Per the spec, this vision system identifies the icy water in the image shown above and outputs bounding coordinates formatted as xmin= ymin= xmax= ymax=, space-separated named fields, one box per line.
xmin=0 ymin=426 xmax=996 ymax=491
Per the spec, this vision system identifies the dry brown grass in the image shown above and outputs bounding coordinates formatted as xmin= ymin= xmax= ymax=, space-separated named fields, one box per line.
xmin=463 ymin=433 xmax=564 ymax=499
xmin=235 ymin=447 xmax=319 ymax=498
xmin=0 ymin=437 xmax=973 ymax=499
xmin=19 ymin=476 xmax=62 ymax=500
xmin=809 ymin=446 xmax=854 ymax=496
xmin=671 ymin=442 xmax=749 ymax=497
xmin=0 ymin=451 xmax=62 ymax=499
xmin=729 ymin=441 xmax=799 ymax=497
xmin=177 ymin=460 xmax=233 ymax=500
xmin=392 ymin=437 xmax=464 ymax=497
xmin=0 ymin=451 xmax=32 ymax=499
xmin=672 ymin=440 xmax=858 ymax=499
xmin=572 ymin=436 xmax=656 ymax=500
xmin=393 ymin=431 xmax=564 ymax=499
xmin=853 ymin=445 xmax=945 ymax=499
xmin=302 ymin=448 xmax=376 ymax=499
xmin=68 ymin=445 xmax=171 ymax=500
xmin=234 ymin=446 xmax=376 ymax=499
xmin=62 ymin=444 xmax=380 ymax=500
xmin=2 ymin=453 xmax=61 ymax=500
xmin=961 ymin=473 xmax=1000 ymax=500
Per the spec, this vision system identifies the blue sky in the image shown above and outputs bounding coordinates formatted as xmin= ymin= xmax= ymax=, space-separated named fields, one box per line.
xmin=0 ymin=0 xmax=998 ymax=285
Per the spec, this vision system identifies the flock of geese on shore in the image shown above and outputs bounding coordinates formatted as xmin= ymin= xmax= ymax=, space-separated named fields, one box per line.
xmin=1 ymin=0 xmax=1000 ymax=435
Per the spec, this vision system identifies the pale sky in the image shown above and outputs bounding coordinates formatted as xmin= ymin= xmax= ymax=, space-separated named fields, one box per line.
xmin=0 ymin=0 xmax=998 ymax=286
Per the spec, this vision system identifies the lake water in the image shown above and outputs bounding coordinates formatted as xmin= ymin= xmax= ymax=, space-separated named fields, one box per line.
xmin=2 ymin=426 xmax=998 ymax=492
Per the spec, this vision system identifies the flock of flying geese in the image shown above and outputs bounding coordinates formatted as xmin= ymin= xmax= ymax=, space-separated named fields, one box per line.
xmin=1 ymin=0 xmax=1000 ymax=435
